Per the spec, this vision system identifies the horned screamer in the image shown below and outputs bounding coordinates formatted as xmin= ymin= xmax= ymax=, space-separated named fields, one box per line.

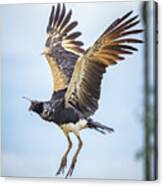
xmin=25 ymin=4 xmax=143 ymax=178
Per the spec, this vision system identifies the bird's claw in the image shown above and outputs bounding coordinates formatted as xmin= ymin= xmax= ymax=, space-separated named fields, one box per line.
xmin=56 ymin=157 xmax=67 ymax=175
xmin=65 ymin=158 xmax=76 ymax=178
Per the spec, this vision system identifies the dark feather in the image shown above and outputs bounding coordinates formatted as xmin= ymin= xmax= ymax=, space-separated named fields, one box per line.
xmin=119 ymin=44 xmax=138 ymax=51
xmin=47 ymin=6 xmax=55 ymax=32
xmin=113 ymin=38 xmax=143 ymax=44
xmin=45 ymin=4 xmax=84 ymax=91
xmin=59 ymin=10 xmax=72 ymax=31
xmin=63 ymin=21 xmax=78 ymax=34
xmin=123 ymin=20 xmax=140 ymax=30
xmin=53 ymin=3 xmax=61 ymax=28
xmin=66 ymin=32 xmax=82 ymax=40
xmin=56 ymin=4 xmax=66 ymax=28
xmin=118 ymin=29 xmax=144 ymax=37
xmin=102 ymin=11 xmax=133 ymax=36
xmin=113 ymin=15 xmax=139 ymax=32
xmin=68 ymin=40 xmax=84 ymax=46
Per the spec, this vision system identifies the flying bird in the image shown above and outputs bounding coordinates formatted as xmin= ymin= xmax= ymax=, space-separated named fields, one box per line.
xmin=26 ymin=3 xmax=143 ymax=178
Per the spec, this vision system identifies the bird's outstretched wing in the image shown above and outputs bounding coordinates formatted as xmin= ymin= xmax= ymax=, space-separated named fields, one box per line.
xmin=65 ymin=11 xmax=143 ymax=117
xmin=44 ymin=4 xmax=84 ymax=91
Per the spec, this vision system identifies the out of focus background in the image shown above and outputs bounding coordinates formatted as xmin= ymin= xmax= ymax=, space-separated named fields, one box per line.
xmin=0 ymin=1 xmax=157 ymax=180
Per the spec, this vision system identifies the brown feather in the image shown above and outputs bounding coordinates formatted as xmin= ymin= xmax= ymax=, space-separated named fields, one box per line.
xmin=65 ymin=10 xmax=143 ymax=116
xmin=45 ymin=53 xmax=67 ymax=91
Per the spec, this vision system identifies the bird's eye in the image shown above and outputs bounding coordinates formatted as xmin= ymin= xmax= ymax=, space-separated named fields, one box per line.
xmin=42 ymin=108 xmax=50 ymax=117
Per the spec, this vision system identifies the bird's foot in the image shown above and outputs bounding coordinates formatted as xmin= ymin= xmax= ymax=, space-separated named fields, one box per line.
xmin=65 ymin=158 xmax=77 ymax=178
xmin=56 ymin=156 xmax=67 ymax=175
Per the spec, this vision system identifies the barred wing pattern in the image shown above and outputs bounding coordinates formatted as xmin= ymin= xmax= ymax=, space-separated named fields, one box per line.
xmin=65 ymin=11 xmax=143 ymax=117
xmin=44 ymin=4 xmax=84 ymax=91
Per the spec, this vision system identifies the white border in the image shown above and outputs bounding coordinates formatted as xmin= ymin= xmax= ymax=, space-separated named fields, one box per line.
xmin=0 ymin=0 xmax=162 ymax=185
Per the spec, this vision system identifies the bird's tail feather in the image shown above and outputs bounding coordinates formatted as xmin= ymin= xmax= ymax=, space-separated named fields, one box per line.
xmin=88 ymin=120 xmax=114 ymax=134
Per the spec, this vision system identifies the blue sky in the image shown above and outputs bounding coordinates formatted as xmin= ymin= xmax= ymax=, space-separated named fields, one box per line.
xmin=0 ymin=1 xmax=148 ymax=180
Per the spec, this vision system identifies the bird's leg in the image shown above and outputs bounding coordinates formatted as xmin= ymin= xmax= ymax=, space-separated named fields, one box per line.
xmin=65 ymin=135 xmax=83 ymax=178
xmin=56 ymin=134 xmax=72 ymax=175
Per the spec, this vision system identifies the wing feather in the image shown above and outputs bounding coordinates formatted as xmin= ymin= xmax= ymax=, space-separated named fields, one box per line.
xmin=65 ymin=11 xmax=143 ymax=117
xmin=44 ymin=4 xmax=84 ymax=91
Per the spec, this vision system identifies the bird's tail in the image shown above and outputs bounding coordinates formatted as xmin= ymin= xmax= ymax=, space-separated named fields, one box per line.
xmin=87 ymin=119 xmax=114 ymax=134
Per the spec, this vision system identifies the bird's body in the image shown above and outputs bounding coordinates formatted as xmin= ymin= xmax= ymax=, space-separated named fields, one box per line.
xmin=40 ymin=90 xmax=81 ymax=125
xmin=31 ymin=89 xmax=113 ymax=135
xmin=26 ymin=3 xmax=143 ymax=178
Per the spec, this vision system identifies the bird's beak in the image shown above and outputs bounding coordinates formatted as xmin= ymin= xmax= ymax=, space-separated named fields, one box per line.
xmin=22 ymin=96 xmax=32 ymax=102
xmin=28 ymin=105 xmax=32 ymax=111
xmin=22 ymin=96 xmax=33 ymax=111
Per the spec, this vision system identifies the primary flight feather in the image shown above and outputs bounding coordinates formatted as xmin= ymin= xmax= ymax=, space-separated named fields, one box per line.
xmin=27 ymin=3 xmax=143 ymax=178
xmin=44 ymin=4 xmax=84 ymax=91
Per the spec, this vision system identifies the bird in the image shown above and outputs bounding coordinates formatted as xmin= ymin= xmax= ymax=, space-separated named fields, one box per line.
xmin=25 ymin=3 xmax=143 ymax=178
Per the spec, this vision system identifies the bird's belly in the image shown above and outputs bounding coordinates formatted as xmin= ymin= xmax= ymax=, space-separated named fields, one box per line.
xmin=60 ymin=119 xmax=88 ymax=136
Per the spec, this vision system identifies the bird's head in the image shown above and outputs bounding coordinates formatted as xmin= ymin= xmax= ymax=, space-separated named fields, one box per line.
xmin=23 ymin=97 xmax=43 ymax=114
